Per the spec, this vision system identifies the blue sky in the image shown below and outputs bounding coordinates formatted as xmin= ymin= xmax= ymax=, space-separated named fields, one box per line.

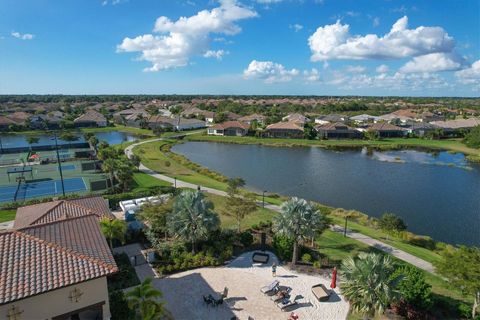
xmin=0 ymin=0 xmax=479 ymax=96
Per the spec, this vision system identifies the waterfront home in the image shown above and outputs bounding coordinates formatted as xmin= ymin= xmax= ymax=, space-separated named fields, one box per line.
xmin=367 ymin=122 xmax=406 ymax=138
xmin=238 ymin=113 xmax=266 ymax=125
xmin=148 ymin=115 xmax=206 ymax=131
xmin=0 ymin=198 xmax=117 ymax=319
xmin=207 ymin=121 xmax=250 ymax=136
xmin=0 ymin=115 xmax=19 ymax=130
xmin=315 ymin=122 xmax=363 ymax=139
xmin=265 ymin=121 xmax=304 ymax=138
xmin=282 ymin=113 xmax=310 ymax=125
xmin=73 ymin=110 xmax=107 ymax=127
xmin=113 ymin=108 xmax=149 ymax=125
xmin=122 ymin=110 xmax=151 ymax=128
xmin=431 ymin=118 xmax=480 ymax=131
xmin=29 ymin=114 xmax=62 ymax=129
xmin=350 ymin=114 xmax=380 ymax=125
xmin=314 ymin=114 xmax=347 ymax=125
xmin=181 ymin=107 xmax=215 ymax=125
xmin=8 ymin=111 xmax=31 ymax=126
xmin=403 ymin=122 xmax=442 ymax=137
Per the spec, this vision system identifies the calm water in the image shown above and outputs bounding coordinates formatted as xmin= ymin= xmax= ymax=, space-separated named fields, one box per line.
xmin=0 ymin=131 xmax=139 ymax=148
xmin=173 ymin=142 xmax=480 ymax=246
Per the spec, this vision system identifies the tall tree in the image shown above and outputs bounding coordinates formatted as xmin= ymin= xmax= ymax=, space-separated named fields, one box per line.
xmin=59 ymin=132 xmax=79 ymax=148
xmin=99 ymin=218 xmax=126 ymax=249
xmin=102 ymin=158 xmax=117 ymax=192
xmin=126 ymin=278 xmax=165 ymax=320
xmin=436 ymin=246 xmax=480 ymax=319
xmin=88 ymin=136 xmax=99 ymax=152
xmin=273 ymin=197 xmax=324 ymax=264
xmin=26 ymin=136 xmax=39 ymax=152
xmin=115 ymin=159 xmax=135 ymax=192
xmin=341 ymin=252 xmax=402 ymax=317
xmin=224 ymin=177 xmax=257 ymax=232
xmin=167 ymin=190 xmax=220 ymax=254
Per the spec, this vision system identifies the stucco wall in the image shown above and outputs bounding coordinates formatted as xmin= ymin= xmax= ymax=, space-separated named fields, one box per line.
xmin=0 ymin=277 xmax=111 ymax=320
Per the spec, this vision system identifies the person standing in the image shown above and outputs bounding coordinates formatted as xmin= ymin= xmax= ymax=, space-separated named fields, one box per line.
xmin=272 ymin=262 xmax=277 ymax=277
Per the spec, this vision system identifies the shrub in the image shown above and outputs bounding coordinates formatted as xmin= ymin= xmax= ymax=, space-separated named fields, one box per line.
xmin=313 ymin=261 xmax=321 ymax=268
xmin=272 ymin=234 xmax=294 ymax=261
xmin=301 ymin=253 xmax=312 ymax=263
xmin=391 ymin=265 xmax=432 ymax=311
xmin=109 ymin=290 xmax=135 ymax=320
xmin=164 ymin=160 xmax=171 ymax=167
xmin=238 ymin=231 xmax=254 ymax=247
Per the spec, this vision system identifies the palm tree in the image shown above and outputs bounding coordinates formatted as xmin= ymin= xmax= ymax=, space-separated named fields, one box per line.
xmin=26 ymin=136 xmax=39 ymax=152
xmin=167 ymin=190 xmax=220 ymax=254
xmin=115 ymin=160 xmax=134 ymax=192
xmin=126 ymin=278 xmax=164 ymax=320
xmin=99 ymin=217 xmax=126 ymax=250
xmin=102 ymin=158 xmax=117 ymax=191
xmin=341 ymin=252 xmax=402 ymax=318
xmin=273 ymin=197 xmax=324 ymax=264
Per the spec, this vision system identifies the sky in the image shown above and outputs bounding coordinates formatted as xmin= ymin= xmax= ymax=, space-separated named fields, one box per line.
xmin=0 ymin=0 xmax=479 ymax=96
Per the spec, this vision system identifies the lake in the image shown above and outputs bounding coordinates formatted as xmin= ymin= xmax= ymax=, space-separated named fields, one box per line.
xmin=172 ymin=141 xmax=480 ymax=246
xmin=0 ymin=131 xmax=139 ymax=149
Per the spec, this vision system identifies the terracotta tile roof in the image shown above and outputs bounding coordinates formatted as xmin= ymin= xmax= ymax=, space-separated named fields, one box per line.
xmin=266 ymin=121 xmax=304 ymax=131
xmin=14 ymin=196 xmax=114 ymax=229
xmin=0 ymin=215 xmax=117 ymax=305
xmin=431 ymin=118 xmax=480 ymax=129
xmin=74 ymin=110 xmax=107 ymax=123
xmin=367 ymin=123 xmax=405 ymax=131
xmin=0 ymin=116 xmax=18 ymax=126
xmin=315 ymin=122 xmax=357 ymax=131
xmin=238 ymin=113 xmax=266 ymax=122
xmin=210 ymin=121 xmax=249 ymax=130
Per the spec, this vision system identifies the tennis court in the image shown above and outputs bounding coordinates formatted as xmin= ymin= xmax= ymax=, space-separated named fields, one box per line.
xmin=0 ymin=178 xmax=87 ymax=203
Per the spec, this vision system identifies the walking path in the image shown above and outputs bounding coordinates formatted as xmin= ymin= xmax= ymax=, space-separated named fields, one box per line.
xmin=125 ymin=137 xmax=436 ymax=274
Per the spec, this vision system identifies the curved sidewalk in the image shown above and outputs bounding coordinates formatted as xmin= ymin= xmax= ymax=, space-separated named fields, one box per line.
xmin=126 ymin=138 xmax=435 ymax=274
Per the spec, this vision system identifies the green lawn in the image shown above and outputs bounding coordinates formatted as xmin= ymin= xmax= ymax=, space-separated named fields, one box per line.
xmin=205 ymin=193 xmax=277 ymax=230
xmin=132 ymin=172 xmax=171 ymax=189
xmin=0 ymin=209 xmax=16 ymax=223
xmin=186 ymin=133 xmax=479 ymax=156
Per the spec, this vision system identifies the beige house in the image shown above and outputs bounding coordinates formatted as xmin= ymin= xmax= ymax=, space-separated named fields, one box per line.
xmin=265 ymin=121 xmax=304 ymax=138
xmin=207 ymin=121 xmax=250 ymax=136
xmin=74 ymin=110 xmax=107 ymax=127
xmin=0 ymin=197 xmax=117 ymax=320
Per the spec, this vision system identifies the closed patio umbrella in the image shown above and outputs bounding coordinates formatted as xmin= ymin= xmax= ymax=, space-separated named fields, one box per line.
xmin=330 ymin=266 xmax=337 ymax=289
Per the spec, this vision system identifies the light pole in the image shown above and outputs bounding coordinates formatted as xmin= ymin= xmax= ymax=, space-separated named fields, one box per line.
xmin=262 ymin=190 xmax=267 ymax=208
xmin=344 ymin=216 xmax=348 ymax=237
xmin=174 ymin=177 xmax=177 ymax=189
xmin=52 ymin=132 xmax=65 ymax=197
xmin=0 ymin=137 xmax=3 ymax=153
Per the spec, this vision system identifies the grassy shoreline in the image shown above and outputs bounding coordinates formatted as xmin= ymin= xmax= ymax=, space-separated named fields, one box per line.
xmin=1 ymin=124 xmax=156 ymax=137
xmin=185 ymin=133 xmax=480 ymax=156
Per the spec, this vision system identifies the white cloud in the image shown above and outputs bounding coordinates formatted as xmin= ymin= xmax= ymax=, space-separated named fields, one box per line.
xmin=345 ymin=11 xmax=360 ymax=17
xmin=203 ymin=49 xmax=228 ymax=59
xmin=289 ymin=24 xmax=303 ymax=32
xmin=376 ymin=64 xmax=389 ymax=73
xmin=303 ymin=68 xmax=320 ymax=82
xmin=102 ymin=0 xmax=127 ymax=5
xmin=346 ymin=65 xmax=366 ymax=73
xmin=372 ymin=17 xmax=380 ymax=27
xmin=243 ymin=60 xmax=299 ymax=83
xmin=400 ymin=53 xmax=465 ymax=73
xmin=308 ymin=16 xmax=455 ymax=61
xmin=11 ymin=31 xmax=34 ymax=40
xmin=455 ymin=60 xmax=480 ymax=85
xmin=117 ymin=0 xmax=257 ymax=71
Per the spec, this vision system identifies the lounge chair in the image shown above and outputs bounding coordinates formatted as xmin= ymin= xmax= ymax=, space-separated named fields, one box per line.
xmin=260 ymin=280 xmax=280 ymax=294
xmin=270 ymin=287 xmax=292 ymax=302
xmin=276 ymin=296 xmax=299 ymax=311
xmin=311 ymin=284 xmax=331 ymax=302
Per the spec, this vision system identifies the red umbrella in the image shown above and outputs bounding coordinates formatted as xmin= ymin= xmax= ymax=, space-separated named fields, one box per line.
xmin=29 ymin=154 xmax=39 ymax=160
xmin=330 ymin=266 xmax=337 ymax=289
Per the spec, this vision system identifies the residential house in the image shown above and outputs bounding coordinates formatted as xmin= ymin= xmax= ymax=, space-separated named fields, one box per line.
xmin=282 ymin=113 xmax=309 ymax=125
xmin=29 ymin=114 xmax=63 ymax=129
xmin=315 ymin=122 xmax=363 ymax=139
xmin=314 ymin=114 xmax=347 ymax=125
xmin=403 ymin=121 xmax=442 ymax=137
xmin=0 ymin=116 xmax=18 ymax=131
xmin=148 ymin=115 xmax=206 ymax=131
xmin=376 ymin=113 xmax=413 ymax=124
xmin=431 ymin=118 xmax=480 ymax=131
xmin=349 ymin=114 xmax=380 ymax=125
xmin=74 ymin=110 xmax=107 ymax=127
xmin=8 ymin=111 xmax=30 ymax=126
xmin=265 ymin=121 xmax=304 ymax=138
xmin=367 ymin=123 xmax=406 ymax=138
xmin=181 ymin=107 xmax=215 ymax=125
xmin=237 ymin=113 xmax=266 ymax=125
xmin=207 ymin=121 xmax=250 ymax=136
xmin=0 ymin=197 xmax=117 ymax=320
xmin=123 ymin=111 xmax=151 ymax=128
